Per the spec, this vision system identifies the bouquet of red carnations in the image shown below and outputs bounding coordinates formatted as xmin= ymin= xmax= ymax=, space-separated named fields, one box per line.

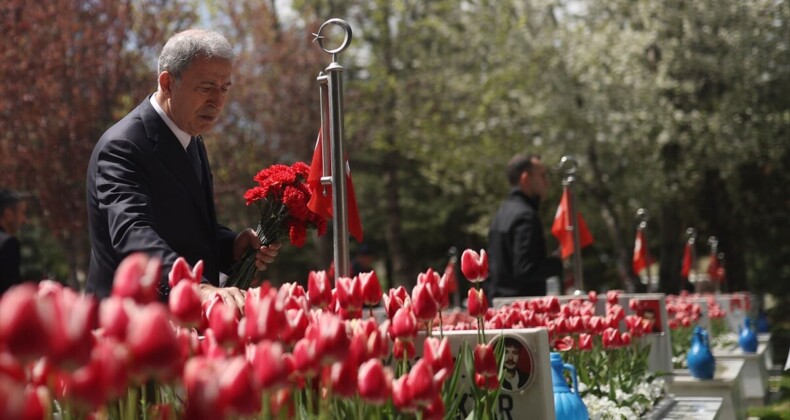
xmin=226 ymin=162 xmax=327 ymax=289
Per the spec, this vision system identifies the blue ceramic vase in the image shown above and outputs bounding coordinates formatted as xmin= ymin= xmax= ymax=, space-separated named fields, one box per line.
xmin=686 ymin=326 xmax=715 ymax=379
xmin=550 ymin=352 xmax=589 ymax=420
xmin=738 ymin=318 xmax=758 ymax=353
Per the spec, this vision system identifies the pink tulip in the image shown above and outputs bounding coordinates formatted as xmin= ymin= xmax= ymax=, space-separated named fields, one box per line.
xmin=308 ymin=313 xmax=349 ymax=365
xmin=461 ymin=249 xmax=488 ymax=282
xmin=40 ymin=287 xmax=98 ymax=370
xmin=359 ymin=271 xmax=383 ymax=306
xmin=358 ymin=359 xmax=392 ymax=405
xmin=307 ymin=270 xmax=332 ymax=309
xmin=111 ymin=253 xmax=161 ymax=304
xmin=168 ymin=257 xmax=203 ymax=288
xmin=99 ymin=296 xmax=131 ymax=341
xmin=467 ymin=288 xmax=489 ymax=318
xmin=280 ymin=308 xmax=309 ymax=345
xmin=206 ymin=296 xmax=240 ymax=349
xmin=183 ymin=357 xmax=224 ymax=420
xmin=169 ymin=281 xmax=202 ymax=327
xmin=578 ymin=333 xmax=593 ymax=351
xmin=276 ymin=282 xmax=308 ymax=312
xmin=293 ymin=338 xmax=319 ymax=377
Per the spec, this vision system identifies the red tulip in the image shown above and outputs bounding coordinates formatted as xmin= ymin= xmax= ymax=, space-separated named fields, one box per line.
xmin=588 ymin=290 xmax=598 ymax=303
xmin=473 ymin=343 xmax=497 ymax=377
xmin=41 ymin=287 xmax=98 ymax=370
xmin=554 ymin=335 xmax=575 ymax=352
xmin=359 ymin=271 xmax=383 ymax=306
xmin=467 ymin=288 xmax=489 ymax=318
xmin=407 ymin=359 xmax=437 ymax=407
xmin=308 ymin=313 xmax=350 ymax=365
xmin=248 ymin=341 xmax=291 ymax=390
xmin=544 ymin=296 xmax=561 ymax=313
xmin=475 ymin=373 xmax=500 ymax=390
xmin=126 ymin=303 xmax=180 ymax=380
xmin=417 ymin=268 xmax=448 ymax=310
xmin=219 ymin=357 xmax=260 ymax=416
xmin=423 ymin=337 xmax=453 ymax=378
xmin=111 ymin=253 xmax=161 ymax=304
xmin=307 ymin=270 xmax=332 ymax=309
xmin=206 ymin=296 xmax=240 ymax=349
xmin=620 ymin=332 xmax=632 ymax=347
xmin=292 ymin=338 xmax=319 ymax=377
xmin=183 ymin=357 xmax=224 ymax=420
xmin=393 ymin=338 xmax=416 ymax=359
xmin=392 ymin=375 xmax=416 ymax=413
xmin=390 ymin=304 xmax=418 ymax=340
xmin=335 ymin=276 xmax=363 ymax=312
xmin=168 ymin=257 xmax=203 ymax=288
xmin=358 ymin=359 xmax=392 ymax=405
xmin=602 ymin=327 xmax=622 ymax=349
xmin=578 ymin=333 xmax=593 ymax=351
xmin=0 ymin=284 xmax=48 ymax=360
xmin=280 ymin=308 xmax=309 ymax=345
xmin=99 ymin=296 xmax=132 ymax=341
xmin=243 ymin=285 xmax=282 ymax=343
xmin=411 ymin=283 xmax=438 ymax=323
xmin=0 ymin=378 xmax=48 ymax=420
xmin=461 ymin=249 xmax=488 ymax=282
xmin=328 ymin=358 xmax=358 ymax=397
xmin=422 ymin=394 xmax=446 ymax=420
xmin=169 ymin=281 xmax=202 ymax=327
xmin=606 ymin=290 xmax=621 ymax=305
xmin=269 ymin=388 xmax=295 ymax=418
xmin=383 ymin=286 xmax=411 ymax=319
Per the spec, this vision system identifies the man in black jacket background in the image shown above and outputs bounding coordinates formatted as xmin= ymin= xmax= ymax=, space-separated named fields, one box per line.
xmin=487 ymin=154 xmax=562 ymax=298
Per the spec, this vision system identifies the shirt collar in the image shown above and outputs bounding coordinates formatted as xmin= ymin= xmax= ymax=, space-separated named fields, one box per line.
xmin=150 ymin=94 xmax=191 ymax=150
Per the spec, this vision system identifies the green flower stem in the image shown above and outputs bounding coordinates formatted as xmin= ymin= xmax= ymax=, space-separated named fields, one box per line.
xmin=438 ymin=309 xmax=444 ymax=339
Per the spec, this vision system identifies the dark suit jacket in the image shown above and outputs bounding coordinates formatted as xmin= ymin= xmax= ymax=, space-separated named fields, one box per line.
xmin=487 ymin=188 xmax=562 ymax=298
xmin=86 ymin=97 xmax=237 ymax=299
xmin=0 ymin=228 xmax=22 ymax=294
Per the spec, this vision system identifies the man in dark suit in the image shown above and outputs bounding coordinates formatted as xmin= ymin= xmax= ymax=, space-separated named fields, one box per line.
xmin=0 ymin=189 xmax=28 ymax=294
xmin=487 ymin=154 xmax=562 ymax=298
xmin=86 ymin=29 xmax=279 ymax=308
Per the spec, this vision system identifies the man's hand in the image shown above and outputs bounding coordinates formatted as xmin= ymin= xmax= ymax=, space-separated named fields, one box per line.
xmin=233 ymin=228 xmax=281 ymax=271
xmin=197 ymin=283 xmax=246 ymax=311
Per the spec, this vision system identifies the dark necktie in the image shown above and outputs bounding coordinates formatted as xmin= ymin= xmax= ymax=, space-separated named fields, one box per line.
xmin=186 ymin=137 xmax=203 ymax=185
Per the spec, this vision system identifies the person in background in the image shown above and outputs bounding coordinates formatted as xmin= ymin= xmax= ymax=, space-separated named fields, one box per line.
xmin=85 ymin=29 xmax=279 ymax=309
xmin=351 ymin=243 xmax=375 ymax=276
xmin=0 ymin=189 xmax=28 ymax=294
xmin=487 ymin=154 xmax=562 ymax=298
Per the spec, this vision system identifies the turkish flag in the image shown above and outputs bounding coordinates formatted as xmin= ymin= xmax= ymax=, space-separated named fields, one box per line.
xmin=680 ymin=243 xmax=692 ymax=278
xmin=550 ymin=187 xmax=594 ymax=259
xmin=707 ymin=255 xmax=723 ymax=283
xmin=307 ymin=131 xmax=363 ymax=242
xmin=632 ymin=230 xmax=653 ymax=274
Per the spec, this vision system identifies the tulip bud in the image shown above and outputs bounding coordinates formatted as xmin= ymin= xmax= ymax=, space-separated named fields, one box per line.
xmin=169 ymin=282 xmax=202 ymax=327
xmin=390 ymin=305 xmax=418 ymax=340
xmin=307 ymin=270 xmax=332 ymax=309
xmin=467 ymin=288 xmax=489 ymax=318
xmin=359 ymin=271 xmax=383 ymax=306
xmin=358 ymin=359 xmax=392 ymax=405
xmin=111 ymin=253 xmax=161 ymax=304
xmin=578 ymin=333 xmax=593 ymax=351
xmin=473 ymin=343 xmax=497 ymax=377
xmin=411 ymin=283 xmax=438 ymax=323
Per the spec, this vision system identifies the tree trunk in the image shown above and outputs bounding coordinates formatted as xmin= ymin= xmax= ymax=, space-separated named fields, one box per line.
xmin=658 ymin=200 xmax=683 ymax=294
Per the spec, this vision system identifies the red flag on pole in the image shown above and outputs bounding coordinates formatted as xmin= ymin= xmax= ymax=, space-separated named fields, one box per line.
xmin=632 ymin=230 xmax=653 ymax=274
xmin=550 ymin=187 xmax=594 ymax=259
xmin=680 ymin=243 xmax=692 ymax=278
xmin=707 ymin=255 xmax=722 ymax=283
xmin=307 ymin=131 xmax=363 ymax=242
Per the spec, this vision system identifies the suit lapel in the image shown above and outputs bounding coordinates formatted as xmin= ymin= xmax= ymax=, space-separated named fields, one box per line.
xmin=139 ymin=98 xmax=212 ymax=231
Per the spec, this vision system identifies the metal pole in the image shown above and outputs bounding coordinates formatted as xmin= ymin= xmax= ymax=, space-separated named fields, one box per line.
xmin=685 ymin=227 xmax=697 ymax=292
xmin=314 ymin=19 xmax=353 ymax=278
xmin=708 ymin=236 xmax=719 ymax=293
xmin=636 ymin=208 xmax=654 ymax=292
xmin=560 ymin=156 xmax=584 ymax=293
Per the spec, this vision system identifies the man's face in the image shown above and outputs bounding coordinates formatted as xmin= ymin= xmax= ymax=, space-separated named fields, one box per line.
xmin=160 ymin=57 xmax=233 ymax=136
xmin=522 ymin=158 xmax=549 ymax=201
xmin=504 ymin=345 xmax=520 ymax=371
xmin=1 ymin=202 xmax=27 ymax=235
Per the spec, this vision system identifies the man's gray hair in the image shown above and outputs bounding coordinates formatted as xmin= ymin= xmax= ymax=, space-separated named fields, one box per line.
xmin=157 ymin=29 xmax=235 ymax=79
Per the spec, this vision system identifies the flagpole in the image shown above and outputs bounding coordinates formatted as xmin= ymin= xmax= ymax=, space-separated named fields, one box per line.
xmin=560 ymin=155 xmax=584 ymax=293
xmin=636 ymin=208 xmax=655 ymax=292
xmin=314 ymin=19 xmax=353 ymax=278
xmin=685 ymin=227 xmax=697 ymax=292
